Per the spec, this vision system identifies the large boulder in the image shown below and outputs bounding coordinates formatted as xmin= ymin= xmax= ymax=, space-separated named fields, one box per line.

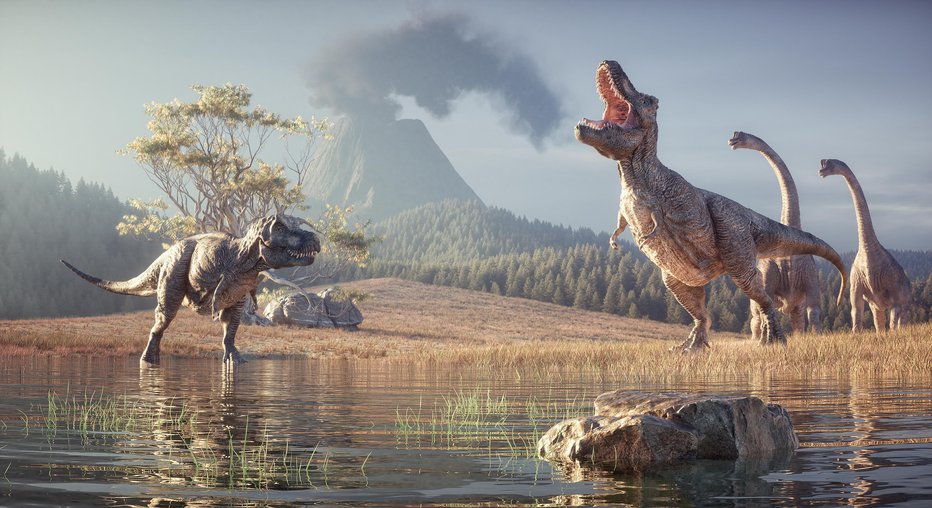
xmin=538 ymin=414 xmax=699 ymax=472
xmin=263 ymin=289 xmax=363 ymax=329
xmin=538 ymin=391 xmax=798 ymax=473
xmin=593 ymin=390 xmax=798 ymax=459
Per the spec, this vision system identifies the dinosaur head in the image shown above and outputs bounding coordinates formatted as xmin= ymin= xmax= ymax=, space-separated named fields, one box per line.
xmin=819 ymin=159 xmax=850 ymax=178
xmin=727 ymin=131 xmax=764 ymax=151
xmin=575 ymin=60 xmax=659 ymax=161
xmin=254 ymin=214 xmax=321 ymax=268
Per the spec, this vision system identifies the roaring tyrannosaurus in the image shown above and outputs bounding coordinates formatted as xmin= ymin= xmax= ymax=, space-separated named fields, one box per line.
xmin=578 ymin=60 xmax=847 ymax=352
xmin=819 ymin=159 xmax=911 ymax=331
xmin=62 ymin=214 xmax=320 ymax=365
xmin=728 ymin=131 xmax=823 ymax=339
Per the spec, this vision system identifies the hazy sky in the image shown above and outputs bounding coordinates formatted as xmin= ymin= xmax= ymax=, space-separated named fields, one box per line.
xmin=2 ymin=0 xmax=931 ymax=251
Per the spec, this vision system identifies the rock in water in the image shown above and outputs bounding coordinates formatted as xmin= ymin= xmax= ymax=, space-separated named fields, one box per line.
xmin=538 ymin=391 xmax=798 ymax=473
xmin=593 ymin=390 xmax=799 ymax=459
xmin=537 ymin=414 xmax=698 ymax=472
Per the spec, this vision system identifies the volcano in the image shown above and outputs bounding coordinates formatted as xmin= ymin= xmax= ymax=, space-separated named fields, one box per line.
xmin=305 ymin=117 xmax=483 ymax=220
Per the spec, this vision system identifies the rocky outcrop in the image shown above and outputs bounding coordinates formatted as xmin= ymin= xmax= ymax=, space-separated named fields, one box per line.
xmin=538 ymin=391 xmax=797 ymax=473
xmin=263 ymin=289 xmax=363 ymax=329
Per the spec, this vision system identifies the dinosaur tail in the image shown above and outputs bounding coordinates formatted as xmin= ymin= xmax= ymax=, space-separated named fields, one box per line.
xmin=60 ymin=258 xmax=160 ymax=297
xmin=755 ymin=223 xmax=848 ymax=306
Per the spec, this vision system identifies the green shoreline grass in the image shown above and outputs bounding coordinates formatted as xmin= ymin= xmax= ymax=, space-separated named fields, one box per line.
xmin=1 ymin=278 xmax=930 ymax=378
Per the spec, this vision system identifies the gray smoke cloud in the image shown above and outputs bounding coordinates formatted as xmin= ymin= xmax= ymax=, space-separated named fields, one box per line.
xmin=305 ymin=13 xmax=564 ymax=148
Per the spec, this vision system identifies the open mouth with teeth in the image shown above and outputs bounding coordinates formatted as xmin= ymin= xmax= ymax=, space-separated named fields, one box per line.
xmin=580 ymin=64 xmax=640 ymax=131
xmin=286 ymin=247 xmax=319 ymax=259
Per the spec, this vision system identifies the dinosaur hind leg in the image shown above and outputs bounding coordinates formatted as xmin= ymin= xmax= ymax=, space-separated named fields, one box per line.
xmin=220 ymin=300 xmax=247 ymax=366
xmin=749 ymin=300 xmax=765 ymax=343
xmin=662 ymin=272 xmax=710 ymax=353
xmin=807 ymin=306 xmax=822 ymax=333
xmin=141 ymin=286 xmax=184 ymax=366
xmin=889 ymin=306 xmax=903 ymax=329
xmin=851 ymin=286 xmax=865 ymax=333
xmin=868 ymin=302 xmax=888 ymax=333
xmin=729 ymin=265 xmax=785 ymax=346
xmin=140 ymin=255 xmax=189 ymax=366
xmin=789 ymin=306 xmax=805 ymax=336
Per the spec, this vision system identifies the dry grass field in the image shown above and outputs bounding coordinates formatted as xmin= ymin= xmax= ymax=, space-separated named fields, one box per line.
xmin=1 ymin=278 xmax=929 ymax=378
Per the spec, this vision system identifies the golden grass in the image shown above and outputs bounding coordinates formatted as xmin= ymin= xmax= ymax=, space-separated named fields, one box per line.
xmin=1 ymin=278 xmax=930 ymax=378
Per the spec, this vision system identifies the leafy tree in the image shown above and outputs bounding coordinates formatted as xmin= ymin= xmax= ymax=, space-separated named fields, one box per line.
xmin=118 ymin=84 xmax=379 ymax=310
xmin=120 ymin=84 xmax=327 ymax=237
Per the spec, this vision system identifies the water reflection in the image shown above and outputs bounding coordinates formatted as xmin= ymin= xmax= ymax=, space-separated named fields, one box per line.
xmin=0 ymin=357 xmax=929 ymax=506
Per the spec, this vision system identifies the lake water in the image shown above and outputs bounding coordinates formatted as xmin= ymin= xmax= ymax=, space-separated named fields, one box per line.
xmin=0 ymin=356 xmax=930 ymax=507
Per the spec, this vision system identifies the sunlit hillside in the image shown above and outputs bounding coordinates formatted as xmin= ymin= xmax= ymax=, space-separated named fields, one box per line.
xmin=2 ymin=278 xmax=928 ymax=379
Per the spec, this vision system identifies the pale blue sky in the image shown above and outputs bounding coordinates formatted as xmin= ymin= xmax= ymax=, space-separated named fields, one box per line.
xmin=2 ymin=0 xmax=930 ymax=251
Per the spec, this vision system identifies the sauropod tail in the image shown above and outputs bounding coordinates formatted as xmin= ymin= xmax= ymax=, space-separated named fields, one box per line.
xmin=757 ymin=224 xmax=848 ymax=306
xmin=60 ymin=259 xmax=159 ymax=297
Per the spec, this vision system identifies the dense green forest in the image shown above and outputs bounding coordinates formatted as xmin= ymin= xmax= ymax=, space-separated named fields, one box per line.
xmin=338 ymin=199 xmax=932 ymax=333
xmin=371 ymin=200 xmax=601 ymax=263
xmin=0 ymin=152 xmax=161 ymax=319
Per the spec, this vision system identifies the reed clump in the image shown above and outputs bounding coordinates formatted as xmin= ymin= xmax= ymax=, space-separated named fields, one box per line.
xmin=17 ymin=388 xmax=368 ymax=490
xmin=394 ymin=388 xmax=592 ymax=458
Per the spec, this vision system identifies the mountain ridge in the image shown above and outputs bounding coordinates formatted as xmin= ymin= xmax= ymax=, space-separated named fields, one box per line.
xmin=306 ymin=117 xmax=482 ymax=220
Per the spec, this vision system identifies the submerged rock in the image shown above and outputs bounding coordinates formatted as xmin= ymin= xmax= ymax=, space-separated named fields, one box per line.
xmin=594 ymin=390 xmax=798 ymax=459
xmin=537 ymin=414 xmax=698 ymax=472
xmin=538 ymin=391 xmax=798 ymax=473
xmin=263 ymin=289 xmax=363 ymax=329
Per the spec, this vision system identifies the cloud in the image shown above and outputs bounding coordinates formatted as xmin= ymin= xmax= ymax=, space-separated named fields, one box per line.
xmin=305 ymin=12 xmax=564 ymax=148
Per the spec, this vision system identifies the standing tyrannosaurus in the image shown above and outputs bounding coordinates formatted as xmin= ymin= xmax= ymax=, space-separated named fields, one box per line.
xmin=62 ymin=214 xmax=320 ymax=365
xmin=578 ymin=60 xmax=846 ymax=352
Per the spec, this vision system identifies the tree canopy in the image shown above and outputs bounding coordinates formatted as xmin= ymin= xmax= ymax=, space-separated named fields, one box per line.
xmin=120 ymin=83 xmax=331 ymax=238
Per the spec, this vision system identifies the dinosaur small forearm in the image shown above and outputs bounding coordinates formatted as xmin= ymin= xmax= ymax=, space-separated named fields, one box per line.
xmin=642 ymin=211 xmax=659 ymax=238
xmin=610 ymin=210 xmax=628 ymax=249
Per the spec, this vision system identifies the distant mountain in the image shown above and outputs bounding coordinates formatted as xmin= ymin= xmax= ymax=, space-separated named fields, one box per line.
xmin=305 ymin=117 xmax=482 ymax=221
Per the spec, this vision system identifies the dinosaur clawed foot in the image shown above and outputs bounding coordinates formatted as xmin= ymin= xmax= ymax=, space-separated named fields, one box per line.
xmin=668 ymin=328 xmax=711 ymax=354
xmin=223 ymin=348 xmax=248 ymax=366
xmin=139 ymin=351 xmax=161 ymax=367
xmin=758 ymin=311 xmax=788 ymax=347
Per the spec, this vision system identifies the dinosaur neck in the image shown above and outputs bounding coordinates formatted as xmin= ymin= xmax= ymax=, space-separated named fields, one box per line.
xmin=237 ymin=230 xmax=262 ymax=266
xmin=840 ymin=169 xmax=880 ymax=252
xmin=755 ymin=143 xmax=800 ymax=228
xmin=618 ymin=151 xmax=656 ymax=189
xmin=617 ymin=131 xmax=659 ymax=188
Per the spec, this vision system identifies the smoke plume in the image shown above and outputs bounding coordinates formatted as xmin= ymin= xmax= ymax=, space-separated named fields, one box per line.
xmin=305 ymin=13 xmax=564 ymax=148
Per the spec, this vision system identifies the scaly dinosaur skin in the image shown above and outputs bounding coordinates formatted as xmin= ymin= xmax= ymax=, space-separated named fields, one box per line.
xmin=728 ymin=132 xmax=823 ymax=339
xmin=579 ymin=60 xmax=847 ymax=352
xmin=62 ymin=214 xmax=320 ymax=365
xmin=819 ymin=159 xmax=911 ymax=331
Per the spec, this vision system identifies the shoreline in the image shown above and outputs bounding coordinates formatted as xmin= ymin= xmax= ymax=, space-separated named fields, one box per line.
xmin=1 ymin=278 xmax=930 ymax=378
